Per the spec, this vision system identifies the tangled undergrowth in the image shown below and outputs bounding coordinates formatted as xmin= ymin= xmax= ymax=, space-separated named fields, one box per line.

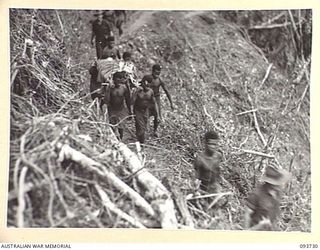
xmin=8 ymin=9 xmax=311 ymax=231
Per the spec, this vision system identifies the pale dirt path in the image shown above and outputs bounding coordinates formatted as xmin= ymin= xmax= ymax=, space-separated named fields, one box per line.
xmin=124 ymin=11 xmax=156 ymax=36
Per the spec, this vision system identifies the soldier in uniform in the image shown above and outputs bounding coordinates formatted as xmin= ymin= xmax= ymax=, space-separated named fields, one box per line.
xmin=244 ymin=162 xmax=290 ymax=231
xmin=91 ymin=10 xmax=113 ymax=59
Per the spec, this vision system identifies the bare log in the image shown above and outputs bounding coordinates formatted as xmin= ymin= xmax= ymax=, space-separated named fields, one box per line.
xmin=57 ymin=143 xmax=156 ymax=218
xmin=63 ymin=184 xmax=104 ymax=228
xmin=115 ymin=141 xmax=178 ymax=229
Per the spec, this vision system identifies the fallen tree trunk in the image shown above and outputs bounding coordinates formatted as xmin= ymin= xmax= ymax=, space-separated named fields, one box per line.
xmin=115 ymin=141 xmax=178 ymax=229
xmin=56 ymin=143 xmax=155 ymax=218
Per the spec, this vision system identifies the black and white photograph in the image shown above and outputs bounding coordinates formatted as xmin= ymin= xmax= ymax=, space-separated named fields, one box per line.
xmin=7 ymin=8 xmax=312 ymax=232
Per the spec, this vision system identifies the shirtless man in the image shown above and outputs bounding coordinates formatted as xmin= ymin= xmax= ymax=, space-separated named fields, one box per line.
xmin=194 ymin=131 xmax=223 ymax=193
xmin=132 ymin=75 xmax=159 ymax=143
xmin=141 ymin=64 xmax=174 ymax=137
xmin=104 ymin=71 xmax=132 ymax=140
xmin=101 ymin=36 xmax=121 ymax=60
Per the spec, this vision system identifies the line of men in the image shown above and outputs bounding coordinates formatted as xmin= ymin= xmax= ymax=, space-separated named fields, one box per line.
xmin=106 ymin=62 xmax=173 ymax=143
xmin=90 ymin=54 xmax=174 ymax=144
xmin=89 ymin=10 xmax=292 ymax=231
xmin=94 ymin=58 xmax=291 ymax=231
xmin=90 ymin=10 xmax=174 ymax=143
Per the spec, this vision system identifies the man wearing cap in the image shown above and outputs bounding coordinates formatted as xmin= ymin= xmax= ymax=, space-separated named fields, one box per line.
xmin=132 ymin=75 xmax=159 ymax=143
xmin=141 ymin=64 xmax=174 ymax=137
xmin=244 ymin=162 xmax=290 ymax=231
xmin=91 ymin=10 xmax=113 ymax=59
xmin=194 ymin=131 xmax=223 ymax=193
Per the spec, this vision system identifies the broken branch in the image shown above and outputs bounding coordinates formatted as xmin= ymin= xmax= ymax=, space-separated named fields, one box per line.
xmin=252 ymin=110 xmax=267 ymax=147
xmin=17 ymin=166 xmax=28 ymax=227
xmin=95 ymin=184 xmax=146 ymax=228
xmin=293 ymin=57 xmax=311 ymax=84
xmin=296 ymin=81 xmax=310 ymax=112
xmin=232 ymin=148 xmax=275 ymax=158
xmin=171 ymin=187 xmax=194 ymax=228
xmin=258 ymin=63 xmax=273 ymax=90
xmin=186 ymin=191 xmax=233 ymax=201
xmin=249 ymin=21 xmax=302 ymax=30
xmin=236 ymin=109 xmax=258 ymax=116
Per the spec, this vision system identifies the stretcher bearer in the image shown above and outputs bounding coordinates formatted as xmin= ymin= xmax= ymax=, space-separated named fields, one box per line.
xmin=132 ymin=75 xmax=159 ymax=144
xmin=104 ymin=72 xmax=132 ymax=140
xmin=141 ymin=64 xmax=174 ymax=137
xmin=101 ymin=36 xmax=121 ymax=60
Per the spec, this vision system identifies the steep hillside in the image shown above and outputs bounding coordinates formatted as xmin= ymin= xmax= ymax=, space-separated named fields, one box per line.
xmin=118 ymin=11 xmax=311 ymax=230
xmin=8 ymin=9 xmax=310 ymax=231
